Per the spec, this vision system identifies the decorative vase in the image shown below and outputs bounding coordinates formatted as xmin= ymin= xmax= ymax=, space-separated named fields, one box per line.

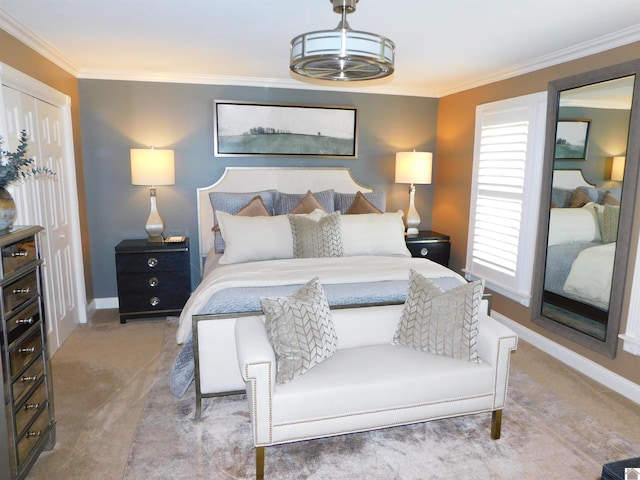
xmin=0 ymin=187 xmax=17 ymax=231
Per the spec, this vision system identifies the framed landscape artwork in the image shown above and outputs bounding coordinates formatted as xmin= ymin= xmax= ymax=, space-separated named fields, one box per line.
xmin=554 ymin=119 xmax=590 ymax=160
xmin=213 ymin=100 xmax=358 ymax=158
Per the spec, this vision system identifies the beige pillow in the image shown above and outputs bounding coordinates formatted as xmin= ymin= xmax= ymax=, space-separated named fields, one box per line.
xmin=345 ymin=191 xmax=383 ymax=214
xmin=394 ymin=270 xmax=483 ymax=362
xmin=212 ymin=195 xmax=271 ymax=232
xmin=602 ymin=191 xmax=621 ymax=206
xmin=570 ymin=188 xmax=592 ymax=207
xmin=261 ymin=277 xmax=338 ymax=383
xmin=288 ymin=191 xmax=327 ymax=214
xmin=288 ymin=211 xmax=344 ymax=258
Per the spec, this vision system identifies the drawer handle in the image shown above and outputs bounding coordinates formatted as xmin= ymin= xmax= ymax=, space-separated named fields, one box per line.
xmin=12 ymin=287 xmax=31 ymax=295
xmin=420 ymin=247 xmax=429 ymax=256
xmin=17 ymin=317 xmax=35 ymax=325
xmin=150 ymin=296 xmax=160 ymax=307
xmin=148 ymin=277 xmax=159 ymax=287
xmin=11 ymin=250 xmax=29 ymax=258
xmin=20 ymin=375 xmax=38 ymax=383
xmin=18 ymin=346 xmax=36 ymax=354
xmin=26 ymin=430 xmax=42 ymax=438
xmin=147 ymin=257 xmax=158 ymax=268
xmin=24 ymin=402 xmax=40 ymax=411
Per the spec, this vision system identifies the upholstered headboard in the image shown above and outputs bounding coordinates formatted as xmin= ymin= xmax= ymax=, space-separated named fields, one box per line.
xmin=196 ymin=167 xmax=373 ymax=260
xmin=552 ymin=169 xmax=594 ymax=189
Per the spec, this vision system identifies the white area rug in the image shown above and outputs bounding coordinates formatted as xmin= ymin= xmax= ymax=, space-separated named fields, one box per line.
xmin=124 ymin=320 xmax=638 ymax=479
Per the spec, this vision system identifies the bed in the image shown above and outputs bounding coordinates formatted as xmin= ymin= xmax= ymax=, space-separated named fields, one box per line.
xmin=544 ymin=170 xmax=620 ymax=319
xmin=172 ymin=167 xmax=469 ymax=419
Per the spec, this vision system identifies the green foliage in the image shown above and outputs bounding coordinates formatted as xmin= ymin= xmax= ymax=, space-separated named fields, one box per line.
xmin=0 ymin=130 xmax=55 ymax=188
xmin=219 ymin=133 xmax=353 ymax=156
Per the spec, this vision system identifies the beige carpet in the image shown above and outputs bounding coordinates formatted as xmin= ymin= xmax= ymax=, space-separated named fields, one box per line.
xmin=123 ymin=320 xmax=640 ymax=480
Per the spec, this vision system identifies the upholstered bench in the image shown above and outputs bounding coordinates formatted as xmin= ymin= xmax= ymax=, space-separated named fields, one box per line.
xmin=235 ymin=294 xmax=518 ymax=479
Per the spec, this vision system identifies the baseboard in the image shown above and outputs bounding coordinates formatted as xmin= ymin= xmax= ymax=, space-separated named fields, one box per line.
xmin=493 ymin=311 xmax=640 ymax=406
xmin=92 ymin=297 xmax=119 ymax=310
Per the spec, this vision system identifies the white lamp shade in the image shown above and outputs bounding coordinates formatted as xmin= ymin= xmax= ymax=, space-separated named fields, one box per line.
xmin=611 ymin=156 xmax=625 ymax=181
xmin=131 ymin=148 xmax=175 ymax=186
xmin=395 ymin=151 xmax=433 ymax=184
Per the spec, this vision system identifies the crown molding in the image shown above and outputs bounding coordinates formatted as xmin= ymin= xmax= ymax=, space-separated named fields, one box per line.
xmin=0 ymin=9 xmax=80 ymax=76
xmin=2 ymin=6 xmax=640 ymax=99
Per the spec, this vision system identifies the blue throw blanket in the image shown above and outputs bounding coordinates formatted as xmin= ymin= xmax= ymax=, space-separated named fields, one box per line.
xmin=170 ymin=277 xmax=462 ymax=397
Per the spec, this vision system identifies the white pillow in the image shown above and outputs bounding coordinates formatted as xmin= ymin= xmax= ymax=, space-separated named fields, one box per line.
xmin=547 ymin=204 xmax=602 ymax=246
xmin=217 ymin=212 xmax=293 ymax=264
xmin=340 ymin=211 xmax=411 ymax=257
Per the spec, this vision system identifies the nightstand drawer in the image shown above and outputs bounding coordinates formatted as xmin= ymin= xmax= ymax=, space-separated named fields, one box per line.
xmin=117 ymin=289 xmax=189 ymax=314
xmin=116 ymin=270 xmax=190 ymax=295
xmin=406 ymin=241 xmax=450 ymax=265
xmin=116 ymin=251 xmax=188 ymax=274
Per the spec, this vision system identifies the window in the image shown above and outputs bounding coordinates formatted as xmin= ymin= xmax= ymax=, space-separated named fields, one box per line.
xmin=465 ymin=92 xmax=547 ymax=306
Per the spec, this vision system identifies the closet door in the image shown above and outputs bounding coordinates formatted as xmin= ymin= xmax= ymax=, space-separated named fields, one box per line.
xmin=2 ymin=84 xmax=82 ymax=354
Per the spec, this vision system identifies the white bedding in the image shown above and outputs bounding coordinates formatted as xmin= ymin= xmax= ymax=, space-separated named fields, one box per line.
xmin=176 ymin=255 xmax=464 ymax=344
xmin=563 ymin=242 xmax=615 ymax=310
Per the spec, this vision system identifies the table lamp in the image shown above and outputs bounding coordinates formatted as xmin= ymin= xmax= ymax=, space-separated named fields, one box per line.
xmin=611 ymin=156 xmax=625 ymax=181
xmin=130 ymin=148 xmax=175 ymax=243
xmin=395 ymin=151 xmax=433 ymax=235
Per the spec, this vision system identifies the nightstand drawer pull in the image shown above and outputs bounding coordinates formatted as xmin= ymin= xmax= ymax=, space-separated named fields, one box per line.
xmin=20 ymin=375 xmax=38 ymax=383
xmin=148 ymin=277 xmax=159 ymax=287
xmin=150 ymin=296 xmax=160 ymax=307
xmin=16 ymin=317 xmax=35 ymax=325
xmin=18 ymin=346 xmax=36 ymax=354
xmin=420 ymin=247 xmax=429 ymax=256
xmin=11 ymin=250 xmax=29 ymax=257
xmin=12 ymin=287 xmax=31 ymax=295
xmin=147 ymin=257 xmax=158 ymax=268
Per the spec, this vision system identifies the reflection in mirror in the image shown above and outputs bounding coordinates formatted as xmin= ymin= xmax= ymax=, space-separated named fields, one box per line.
xmin=542 ymin=76 xmax=633 ymax=342
xmin=533 ymin=59 xmax=640 ymax=358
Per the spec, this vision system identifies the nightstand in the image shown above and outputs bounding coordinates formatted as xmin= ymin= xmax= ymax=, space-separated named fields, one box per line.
xmin=115 ymin=238 xmax=191 ymax=323
xmin=405 ymin=230 xmax=451 ymax=267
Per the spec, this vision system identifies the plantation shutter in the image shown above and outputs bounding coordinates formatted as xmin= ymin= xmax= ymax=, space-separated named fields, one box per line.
xmin=465 ymin=92 xmax=547 ymax=306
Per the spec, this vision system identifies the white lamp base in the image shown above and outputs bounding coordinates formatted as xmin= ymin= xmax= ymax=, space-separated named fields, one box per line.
xmin=405 ymin=184 xmax=421 ymax=235
xmin=145 ymin=187 xmax=165 ymax=243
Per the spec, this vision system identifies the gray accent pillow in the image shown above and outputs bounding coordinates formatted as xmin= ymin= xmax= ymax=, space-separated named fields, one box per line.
xmin=551 ymin=187 xmax=574 ymax=208
xmin=275 ymin=189 xmax=335 ymax=215
xmin=288 ymin=212 xmax=344 ymax=258
xmin=261 ymin=277 xmax=338 ymax=384
xmin=394 ymin=270 xmax=483 ymax=362
xmin=209 ymin=190 xmax=278 ymax=253
xmin=334 ymin=191 xmax=386 ymax=213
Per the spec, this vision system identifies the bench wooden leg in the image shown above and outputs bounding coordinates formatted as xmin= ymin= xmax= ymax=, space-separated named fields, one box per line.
xmin=256 ymin=446 xmax=265 ymax=480
xmin=491 ymin=410 xmax=502 ymax=439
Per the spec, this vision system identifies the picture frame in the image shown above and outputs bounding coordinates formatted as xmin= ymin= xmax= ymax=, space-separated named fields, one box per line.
xmin=213 ymin=100 xmax=358 ymax=158
xmin=554 ymin=119 xmax=590 ymax=160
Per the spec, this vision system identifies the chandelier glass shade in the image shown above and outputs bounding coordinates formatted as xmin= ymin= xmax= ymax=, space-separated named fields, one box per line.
xmin=290 ymin=0 xmax=395 ymax=81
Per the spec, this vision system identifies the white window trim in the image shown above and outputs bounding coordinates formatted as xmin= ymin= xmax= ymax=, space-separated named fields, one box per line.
xmin=464 ymin=92 xmax=547 ymax=306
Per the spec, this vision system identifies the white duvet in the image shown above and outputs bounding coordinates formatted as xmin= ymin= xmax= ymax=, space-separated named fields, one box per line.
xmin=563 ymin=242 xmax=615 ymax=310
xmin=176 ymin=255 xmax=464 ymax=344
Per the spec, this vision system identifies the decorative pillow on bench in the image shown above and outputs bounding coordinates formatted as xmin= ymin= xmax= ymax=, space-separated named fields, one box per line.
xmin=394 ymin=270 xmax=483 ymax=362
xmin=261 ymin=277 xmax=338 ymax=383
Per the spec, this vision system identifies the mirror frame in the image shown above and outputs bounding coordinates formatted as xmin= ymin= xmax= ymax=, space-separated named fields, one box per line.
xmin=532 ymin=59 xmax=640 ymax=358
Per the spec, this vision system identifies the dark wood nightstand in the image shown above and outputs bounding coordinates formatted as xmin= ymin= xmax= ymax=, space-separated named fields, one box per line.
xmin=405 ymin=230 xmax=451 ymax=267
xmin=115 ymin=238 xmax=191 ymax=323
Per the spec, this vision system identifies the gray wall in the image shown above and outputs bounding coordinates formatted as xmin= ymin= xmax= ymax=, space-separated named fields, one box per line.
xmin=78 ymin=80 xmax=439 ymax=298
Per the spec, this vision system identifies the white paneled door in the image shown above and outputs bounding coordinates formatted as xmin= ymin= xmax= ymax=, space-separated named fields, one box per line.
xmin=1 ymin=78 xmax=86 ymax=355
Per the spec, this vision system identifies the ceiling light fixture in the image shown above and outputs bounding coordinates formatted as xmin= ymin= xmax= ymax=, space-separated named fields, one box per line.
xmin=290 ymin=0 xmax=395 ymax=82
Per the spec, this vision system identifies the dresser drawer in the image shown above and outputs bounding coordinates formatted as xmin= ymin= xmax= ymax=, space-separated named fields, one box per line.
xmin=116 ymin=251 xmax=188 ymax=274
xmin=3 ymin=270 xmax=39 ymax=316
xmin=406 ymin=241 xmax=451 ymax=266
xmin=6 ymin=301 xmax=41 ymax=346
xmin=12 ymin=354 xmax=44 ymax=404
xmin=1 ymin=235 xmax=37 ymax=277
xmin=9 ymin=325 xmax=42 ymax=378
xmin=14 ymin=380 xmax=47 ymax=438
xmin=16 ymin=405 xmax=51 ymax=468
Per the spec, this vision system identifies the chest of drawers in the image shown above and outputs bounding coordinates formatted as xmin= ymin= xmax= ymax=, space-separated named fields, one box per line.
xmin=0 ymin=226 xmax=55 ymax=480
xmin=115 ymin=238 xmax=191 ymax=323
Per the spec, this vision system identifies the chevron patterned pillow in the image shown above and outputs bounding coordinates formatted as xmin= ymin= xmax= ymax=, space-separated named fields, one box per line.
xmin=288 ymin=211 xmax=344 ymax=258
xmin=261 ymin=277 xmax=338 ymax=383
xmin=394 ymin=270 xmax=483 ymax=362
